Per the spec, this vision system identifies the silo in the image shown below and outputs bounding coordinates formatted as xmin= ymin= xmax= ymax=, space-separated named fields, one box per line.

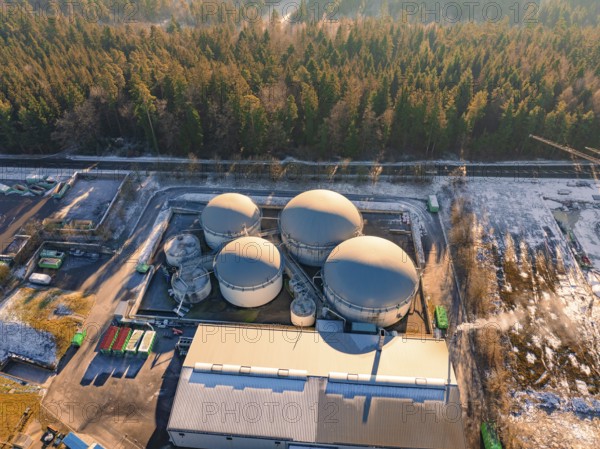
xmin=171 ymin=264 xmax=212 ymax=305
xmin=322 ymin=236 xmax=419 ymax=327
xmin=201 ymin=193 xmax=262 ymax=251
xmin=164 ymin=234 xmax=201 ymax=267
xmin=280 ymin=190 xmax=363 ymax=266
xmin=290 ymin=297 xmax=316 ymax=327
xmin=214 ymin=236 xmax=283 ymax=308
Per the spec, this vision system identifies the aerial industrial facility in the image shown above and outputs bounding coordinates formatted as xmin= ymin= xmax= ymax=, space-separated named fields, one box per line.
xmin=148 ymin=189 xmax=465 ymax=449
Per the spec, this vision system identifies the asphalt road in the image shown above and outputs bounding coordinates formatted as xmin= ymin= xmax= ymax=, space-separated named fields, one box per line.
xmin=0 ymin=155 xmax=597 ymax=179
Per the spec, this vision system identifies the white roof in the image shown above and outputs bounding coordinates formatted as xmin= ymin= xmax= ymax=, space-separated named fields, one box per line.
xmin=214 ymin=237 xmax=282 ymax=288
xmin=323 ymin=236 xmax=419 ymax=309
xmin=183 ymin=324 xmax=455 ymax=383
xmin=280 ymin=190 xmax=363 ymax=246
xmin=169 ymin=324 xmax=465 ymax=449
xmin=201 ymin=193 xmax=261 ymax=235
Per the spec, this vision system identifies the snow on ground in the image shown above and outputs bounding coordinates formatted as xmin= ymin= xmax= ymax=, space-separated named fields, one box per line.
xmin=0 ymin=291 xmax=57 ymax=366
xmin=573 ymin=208 xmax=600 ymax=270
xmin=432 ymin=176 xmax=600 ymax=446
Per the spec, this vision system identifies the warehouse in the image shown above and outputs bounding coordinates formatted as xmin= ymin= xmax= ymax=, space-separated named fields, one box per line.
xmin=167 ymin=324 xmax=466 ymax=449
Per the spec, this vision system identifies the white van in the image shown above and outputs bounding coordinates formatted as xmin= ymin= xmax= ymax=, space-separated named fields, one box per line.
xmin=29 ymin=273 xmax=52 ymax=285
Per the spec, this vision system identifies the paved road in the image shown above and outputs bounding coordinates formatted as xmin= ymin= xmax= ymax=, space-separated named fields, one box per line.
xmin=0 ymin=155 xmax=597 ymax=179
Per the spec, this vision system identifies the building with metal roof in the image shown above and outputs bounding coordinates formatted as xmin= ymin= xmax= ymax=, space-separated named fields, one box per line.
xmin=213 ymin=236 xmax=283 ymax=308
xmin=167 ymin=324 xmax=466 ymax=449
xmin=323 ymin=236 xmax=419 ymax=327
xmin=201 ymin=193 xmax=262 ymax=250
xmin=280 ymin=190 xmax=363 ymax=266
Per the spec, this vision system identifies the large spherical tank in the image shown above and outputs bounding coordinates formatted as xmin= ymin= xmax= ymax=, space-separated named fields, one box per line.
xmin=322 ymin=236 xmax=419 ymax=327
xmin=171 ymin=264 xmax=212 ymax=305
xmin=164 ymin=234 xmax=201 ymax=267
xmin=280 ymin=190 xmax=363 ymax=266
xmin=214 ymin=236 xmax=283 ymax=308
xmin=201 ymin=193 xmax=262 ymax=251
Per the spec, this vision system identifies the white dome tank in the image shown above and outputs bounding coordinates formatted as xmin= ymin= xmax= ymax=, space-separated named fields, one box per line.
xmin=201 ymin=193 xmax=262 ymax=251
xmin=280 ymin=190 xmax=363 ymax=266
xmin=164 ymin=234 xmax=201 ymax=267
xmin=290 ymin=297 xmax=316 ymax=327
xmin=323 ymin=236 xmax=419 ymax=327
xmin=214 ymin=236 xmax=283 ymax=308
xmin=171 ymin=264 xmax=212 ymax=305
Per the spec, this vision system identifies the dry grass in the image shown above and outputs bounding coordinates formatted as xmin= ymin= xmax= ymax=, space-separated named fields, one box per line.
xmin=4 ymin=288 xmax=95 ymax=358
xmin=0 ymin=378 xmax=41 ymax=441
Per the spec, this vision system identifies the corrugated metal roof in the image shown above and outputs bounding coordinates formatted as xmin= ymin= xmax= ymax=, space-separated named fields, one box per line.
xmin=168 ymin=369 xmax=467 ymax=449
xmin=169 ymin=369 xmax=319 ymax=442
xmin=62 ymin=433 xmax=88 ymax=449
xmin=280 ymin=190 xmax=363 ymax=246
xmin=323 ymin=236 xmax=419 ymax=309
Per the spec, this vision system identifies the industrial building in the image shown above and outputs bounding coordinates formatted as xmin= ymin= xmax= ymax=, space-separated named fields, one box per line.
xmin=201 ymin=193 xmax=262 ymax=250
xmin=167 ymin=324 xmax=466 ymax=449
xmin=280 ymin=190 xmax=363 ymax=266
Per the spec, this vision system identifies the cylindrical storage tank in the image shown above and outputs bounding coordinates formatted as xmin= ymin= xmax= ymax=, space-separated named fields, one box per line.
xmin=164 ymin=234 xmax=201 ymax=267
xmin=201 ymin=193 xmax=262 ymax=251
xmin=171 ymin=264 xmax=212 ymax=305
xmin=291 ymin=297 xmax=316 ymax=327
xmin=280 ymin=190 xmax=363 ymax=266
xmin=323 ymin=236 xmax=419 ymax=327
xmin=214 ymin=236 xmax=283 ymax=308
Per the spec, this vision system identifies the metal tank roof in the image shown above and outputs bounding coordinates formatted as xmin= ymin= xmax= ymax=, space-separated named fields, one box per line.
xmin=280 ymin=190 xmax=363 ymax=246
xmin=214 ymin=237 xmax=283 ymax=289
xmin=164 ymin=234 xmax=201 ymax=258
xmin=201 ymin=193 xmax=261 ymax=236
xmin=323 ymin=236 xmax=419 ymax=310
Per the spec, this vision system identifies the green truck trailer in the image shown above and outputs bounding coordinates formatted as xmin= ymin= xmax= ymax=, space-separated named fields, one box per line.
xmin=427 ymin=194 xmax=440 ymax=212
xmin=481 ymin=422 xmax=503 ymax=449
xmin=434 ymin=305 xmax=449 ymax=330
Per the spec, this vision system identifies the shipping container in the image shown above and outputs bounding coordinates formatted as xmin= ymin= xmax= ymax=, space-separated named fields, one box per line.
xmin=138 ymin=331 xmax=156 ymax=357
xmin=481 ymin=422 xmax=502 ymax=449
xmin=99 ymin=326 xmax=120 ymax=354
xmin=53 ymin=183 xmax=70 ymax=199
xmin=111 ymin=328 xmax=132 ymax=355
xmin=38 ymin=257 xmax=63 ymax=270
xmin=427 ymin=195 xmax=440 ymax=213
xmin=434 ymin=305 xmax=449 ymax=330
xmin=125 ymin=330 xmax=145 ymax=355
xmin=71 ymin=330 xmax=87 ymax=348
xmin=40 ymin=250 xmax=65 ymax=260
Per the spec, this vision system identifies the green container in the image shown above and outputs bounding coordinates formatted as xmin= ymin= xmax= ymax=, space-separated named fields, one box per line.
xmin=38 ymin=257 xmax=63 ymax=269
xmin=481 ymin=422 xmax=502 ymax=449
xmin=427 ymin=194 xmax=440 ymax=212
xmin=71 ymin=330 xmax=87 ymax=347
xmin=136 ymin=263 xmax=151 ymax=274
xmin=434 ymin=305 xmax=449 ymax=330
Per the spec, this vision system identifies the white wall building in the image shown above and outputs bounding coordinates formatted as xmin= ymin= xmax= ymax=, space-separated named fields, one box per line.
xmin=167 ymin=324 xmax=466 ymax=449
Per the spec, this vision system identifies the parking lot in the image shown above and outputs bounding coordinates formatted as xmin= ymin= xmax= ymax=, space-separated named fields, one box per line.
xmin=51 ymin=176 xmax=125 ymax=225
xmin=39 ymin=324 xmax=191 ymax=449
